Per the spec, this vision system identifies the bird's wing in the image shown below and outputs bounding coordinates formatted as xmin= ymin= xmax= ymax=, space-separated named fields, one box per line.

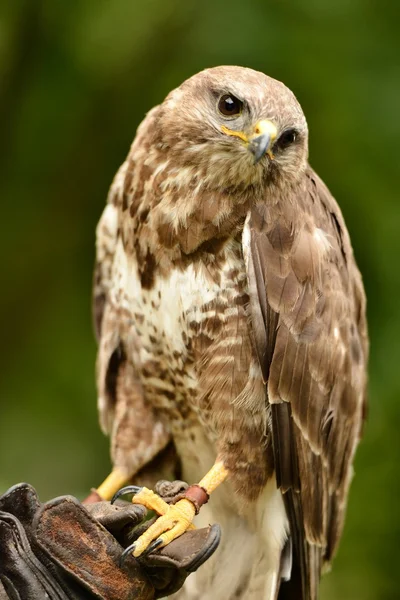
xmin=92 ymin=161 xmax=129 ymax=434
xmin=93 ymin=103 xmax=160 ymax=342
xmin=93 ymin=152 xmax=172 ymax=473
xmin=243 ymin=166 xmax=368 ymax=599
xmin=93 ymin=162 xmax=128 ymax=341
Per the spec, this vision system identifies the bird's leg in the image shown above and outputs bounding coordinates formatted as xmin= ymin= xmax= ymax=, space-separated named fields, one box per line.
xmin=115 ymin=461 xmax=229 ymax=559
xmin=95 ymin=468 xmax=131 ymax=501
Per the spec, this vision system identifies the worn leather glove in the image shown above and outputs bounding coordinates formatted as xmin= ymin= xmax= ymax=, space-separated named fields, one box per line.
xmin=0 ymin=482 xmax=220 ymax=599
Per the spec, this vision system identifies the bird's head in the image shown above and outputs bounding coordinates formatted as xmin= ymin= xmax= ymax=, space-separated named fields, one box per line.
xmin=158 ymin=66 xmax=309 ymax=191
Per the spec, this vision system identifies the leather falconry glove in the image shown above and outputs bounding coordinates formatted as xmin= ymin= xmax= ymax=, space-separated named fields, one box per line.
xmin=0 ymin=481 xmax=220 ymax=600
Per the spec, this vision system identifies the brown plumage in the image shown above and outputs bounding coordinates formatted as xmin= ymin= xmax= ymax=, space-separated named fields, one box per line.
xmin=93 ymin=66 xmax=368 ymax=599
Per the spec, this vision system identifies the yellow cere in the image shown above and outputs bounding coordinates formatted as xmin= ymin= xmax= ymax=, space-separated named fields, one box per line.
xmin=252 ymin=120 xmax=278 ymax=160
xmin=252 ymin=119 xmax=278 ymax=142
xmin=221 ymin=120 xmax=278 ymax=160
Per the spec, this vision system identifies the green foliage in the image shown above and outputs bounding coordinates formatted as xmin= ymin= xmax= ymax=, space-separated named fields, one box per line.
xmin=1 ymin=1 xmax=399 ymax=597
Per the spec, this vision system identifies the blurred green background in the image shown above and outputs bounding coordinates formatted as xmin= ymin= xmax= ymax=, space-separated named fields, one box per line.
xmin=1 ymin=1 xmax=399 ymax=598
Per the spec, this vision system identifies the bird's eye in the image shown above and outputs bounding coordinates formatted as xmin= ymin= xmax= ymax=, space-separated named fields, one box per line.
xmin=275 ymin=128 xmax=298 ymax=149
xmin=218 ymin=94 xmax=243 ymax=117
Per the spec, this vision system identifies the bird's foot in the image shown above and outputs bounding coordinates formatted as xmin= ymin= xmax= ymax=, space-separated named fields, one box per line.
xmin=112 ymin=486 xmax=196 ymax=559
xmin=112 ymin=462 xmax=228 ymax=560
xmin=112 ymin=485 xmax=173 ymax=515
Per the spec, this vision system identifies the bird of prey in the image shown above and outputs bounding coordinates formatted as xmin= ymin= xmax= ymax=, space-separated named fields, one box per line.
xmin=92 ymin=66 xmax=368 ymax=600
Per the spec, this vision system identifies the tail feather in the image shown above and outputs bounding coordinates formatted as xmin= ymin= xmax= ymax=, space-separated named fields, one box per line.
xmin=279 ymin=489 xmax=322 ymax=600
xmin=278 ymin=557 xmax=303 ymax=600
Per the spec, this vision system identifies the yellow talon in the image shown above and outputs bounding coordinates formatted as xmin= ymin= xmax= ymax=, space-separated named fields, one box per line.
xmin=130 ymin=461 xmax=229 ymax=557
xmin=131 ymin=487 xmax=172 ymax=516
xmin=132 ymin=498 xmax=196 ymax=557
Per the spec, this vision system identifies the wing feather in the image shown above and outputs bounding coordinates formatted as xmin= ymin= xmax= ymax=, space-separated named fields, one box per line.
xmin=244 ymin=167 xmax=368 ymax=599
xmin=92 ymin=162 xmax=127 ymax=340
xmin=93 ymin=161 xmax=128 ymax=433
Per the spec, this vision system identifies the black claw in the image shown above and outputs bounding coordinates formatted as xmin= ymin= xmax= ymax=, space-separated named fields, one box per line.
xmin=111 ymin=486 xmax=143 ymax=505
xmin=142 ymin=537 xmax=163 ymax=556
xmin=119 ymin=543 xmax=136 ymax=566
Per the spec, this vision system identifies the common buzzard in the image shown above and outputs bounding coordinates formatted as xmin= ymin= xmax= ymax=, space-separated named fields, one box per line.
xmin=92 ymin=66 xmax=368 ymax=600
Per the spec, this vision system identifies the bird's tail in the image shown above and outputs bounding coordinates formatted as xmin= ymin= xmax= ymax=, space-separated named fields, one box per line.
xmin=277 ymin=542 xmax=322 ymax=600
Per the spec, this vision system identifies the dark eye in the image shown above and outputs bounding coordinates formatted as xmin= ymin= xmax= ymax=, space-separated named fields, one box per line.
xmin=218 ymin=94 xmax=243 ymax=117
xmin=275 ymin=128 xmax=298 ymax=149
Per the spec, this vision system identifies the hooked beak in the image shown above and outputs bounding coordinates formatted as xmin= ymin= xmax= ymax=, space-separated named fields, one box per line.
xmin=248 ymin=120 xmax=278 ymax=163
xmin=221 ymin=119 xmax=278 ymax=164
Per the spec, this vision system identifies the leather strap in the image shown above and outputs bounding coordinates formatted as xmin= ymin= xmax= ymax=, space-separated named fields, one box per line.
xmin=178 ymin=485 xmax=209 ymax=515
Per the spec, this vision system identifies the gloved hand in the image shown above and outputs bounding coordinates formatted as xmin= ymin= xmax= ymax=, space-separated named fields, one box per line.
xmin=0 ymin=482 xmax=220 ymax=599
